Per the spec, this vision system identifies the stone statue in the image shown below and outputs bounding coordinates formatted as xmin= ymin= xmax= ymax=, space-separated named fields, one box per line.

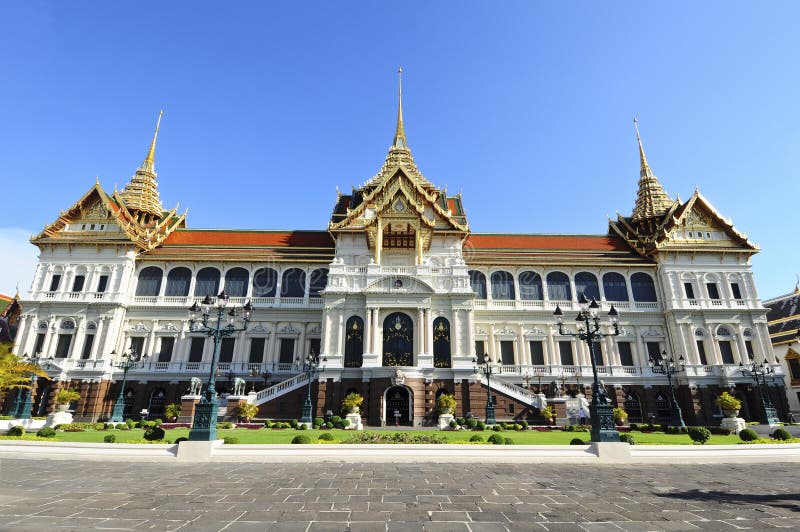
xmin=233 ymin=377 xmax=246 ymax=396
xmin=189 ymin=377 xmax=202 ymax=396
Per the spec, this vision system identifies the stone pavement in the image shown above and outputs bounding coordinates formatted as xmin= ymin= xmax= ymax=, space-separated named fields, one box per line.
xmin=0 ymin=458 xmax=797 ymax=531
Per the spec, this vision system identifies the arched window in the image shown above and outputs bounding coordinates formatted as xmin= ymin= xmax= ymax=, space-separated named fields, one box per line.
xmin=147 ymin=388 xmax=167 ymax=420
xmin=135 ymin=266 xmax=162 ymax=296
xmin=631 ymin=272 xmax=657 ymax=302
xmin=344 ymin=316 xmax=364 ymax=368
xmin=546 ymin=271 xmax=571 ymax=301
xmin=309 ymin=268 xmax=329 ymax=297
xmin=252 ymin=268 xmax=277 ymax=297
xmin=383 ymin=312 xmax=413 ymax=366
xmin=224 ymin=267 xmax=249 ymax=297
xmin=602 ymin=272 xmax=628 ymax=301
xmin=574 ymin=272 xmax=600 ymax=301
xmin=433 ymin=317 xmax=451 ymax=368
xmin=655 ymin=391 xmax=671 ymax=423
xmin=469 ymin=270 xmax=487 ymax=299
xmin=623 ymin=391 xmax=643 ymax=423
xmin=490 ymin=271 xmax=515 ymax=300
xmin=194 ymin=267 xmax=220 ymax=297
xmin=165 ymin=267 xmax=191 ymax=297
xmin=519 ymin=271 xmax=543 ymax=300
xmin=281 ymin=268 xmax=306 ymax=297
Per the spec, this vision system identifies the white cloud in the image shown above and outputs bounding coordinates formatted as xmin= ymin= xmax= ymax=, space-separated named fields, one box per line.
xmin=0 ymin=228 xmax=39 ymax=297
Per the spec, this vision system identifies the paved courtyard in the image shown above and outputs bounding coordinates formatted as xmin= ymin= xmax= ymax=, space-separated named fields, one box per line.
xmin=0 ymin=458 xmax=797 ymax=531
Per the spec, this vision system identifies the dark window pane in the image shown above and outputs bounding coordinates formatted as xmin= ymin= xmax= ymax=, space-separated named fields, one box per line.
xmin=252 ymin=268 xmax=277 ymax=297
xmin=745 ymin=341 xmax=754 ymax=359
xmin=559 ymin=341 xmax=574 ymax=365
xmin=158 ymin=337 xmax=175 ymax=362
xmin=475 ymin=341 xmax=486 ymax=358
xmin=618 ymin=342 xmax=634 ymax=366
xmin=519 ymin=271 xmax=543 ymax=300
xmin=646 ymin=342 xmax=661 ymax=363
xmin=469 ymin=271 xmax=487 ymax=299
xmin=281 ymin=268 xmax=306 ymax=297
xmin=279 ymin=338 xmax=295 ymax=364
xmin=97 ymin=275 xmax=109 ymax=293
xmin=706 ymin=283 xmax=720 ymax=300
xmin=631 ymin=273 xmax=657 ymax=302
xmin=80 ymin=335 xmax=94 ymax=360
xmin=34 ymin=333 xmax=46 ymax=354
xmin=188 ymin=337 xmax=205 ymax=362
xmin=54 ymin=334 xmax=72 ymax=358
xmin=309 ymin=269 xmax=329 ymax=297
xmin=547 ymin=272 xmax=571 ymax=301
xmin=249 ymin=338 xmax=266 ymax=363
xmin=731 ymin=283 xmax=742 ymax=300
xmin=224 ymin=268 xmax=249 ymax=297
xmin=574 ymin=272 xmax=599 ymax=301
xmin=602 ymin=272 xmax=628 ymax=301
xmin=72 ymin=275 xmax=85 ymax=292
xmin=135 ymin=267 xmax=163 ymax=297
xmin=719 ymin=341 xmax=735 ymax=364
xmin=194 ymin=267 xmax=220 ymax=297
xmin=788 ymin=358 xmax=800 ymax=380
xmin=219 ymin=338 xmax=235 ymax=363
xmin=344 ymin=316 xmax=364 ymax=368
xmin=165 ymin=267 xmax=192 ymax=297
xmin=129 ymin=337 xmax=145 ymax=357
xmin=433 ymin=318 xmax=451 ymax=368
xmin=684 ymin=282 xmax=695 ymax=299
xmin=309 ymin=338 xmax=321 ymax=357
xmin=590 ymin=342 xmax=604 ymax=366
xmin=491 ymin=271 xmax=515 ymax=300
xmin=500 ymin=341 xmax=514 ymax=365
xmin=49 ymin=274 xmax=61 ymax=292
xmin=697 ymin=341 xmax=708 ymax=365
xmin=529 ymin=341 xmax=545 ymax=365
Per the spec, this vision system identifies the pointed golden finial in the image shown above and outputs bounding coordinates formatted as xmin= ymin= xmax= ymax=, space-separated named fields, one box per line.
xmin=634 ymin=117 xmax=651 ymax=175
xmin=144 ymin=109 xmax=163 ymax=167
xmin=795 ymin=275 xmax=799 ymax=294
xmin=392 ymin=68 xmax=408 ymax=149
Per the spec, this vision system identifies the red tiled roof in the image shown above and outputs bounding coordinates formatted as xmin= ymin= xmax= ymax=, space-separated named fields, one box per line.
xmin=161 ymin=230 xmax=334 ymax=248
xmin=465 ymin=234 xmax=630 ymax=251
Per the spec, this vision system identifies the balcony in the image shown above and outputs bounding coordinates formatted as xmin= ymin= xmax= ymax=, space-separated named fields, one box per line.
xmin=674 ymin=298 xmax=755 ymax=311
xmin=472 ymin=299 xmax=661 ymax=312
xmin=34 ymin=291 xmax=116 ymax=303
xmin=129 ymin=295 xmax=324 ymax=309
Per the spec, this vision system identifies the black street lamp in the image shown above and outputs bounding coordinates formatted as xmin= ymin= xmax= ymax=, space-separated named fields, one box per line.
xmin=648 ymin=350 xmax=686 ymax=428
xmin=187 ymin=292 xmax=252 ymax=441
xmin=13 ymin=353 xmax=52 ymax=419
xmin=296 ymin=351 xmax=326 ymax=425
xmin=739 ymin=358 xmax=779 ymax=425
xmin=473 ymin=353 xmax=496 ymax=425
xmin=109 ymin=347 xmax=148 ymax=423
xmin=554 ymin=295 xmax=620 ymax=442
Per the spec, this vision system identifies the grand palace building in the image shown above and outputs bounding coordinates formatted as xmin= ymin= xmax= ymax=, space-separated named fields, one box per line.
xmin=6 ymin=83 xmax=791 ymax=427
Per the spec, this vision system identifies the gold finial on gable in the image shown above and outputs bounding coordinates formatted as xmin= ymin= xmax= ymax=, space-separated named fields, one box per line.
xmin=392 ymin=67 xmax=408 ymax=150
xmin=145 ymin=109 xmax=163 ymax=168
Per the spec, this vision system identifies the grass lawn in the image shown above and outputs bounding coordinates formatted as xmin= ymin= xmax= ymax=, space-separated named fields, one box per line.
xmin=26 ymin=427 xmax=743 ymax=445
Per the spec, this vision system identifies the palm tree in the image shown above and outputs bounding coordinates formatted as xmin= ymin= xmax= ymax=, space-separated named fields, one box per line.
xmin=0 ymin=344 xmax=48 ymax=400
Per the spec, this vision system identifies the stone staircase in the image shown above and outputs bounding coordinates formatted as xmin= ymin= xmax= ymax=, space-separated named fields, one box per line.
xmin=252 ymin=372 xmax=309 ymax=406
xmin=475 ymin=373 xmax=547 ymax=410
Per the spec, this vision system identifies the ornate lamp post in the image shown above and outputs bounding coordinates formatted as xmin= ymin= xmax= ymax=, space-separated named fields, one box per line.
xmin=648 ymin=350 xmax=686 ymax=428
xmin=554 ymin=295 xmax=620 ymax=442
xmin=296 ymin=351 xmax=326 ymax=425
xmin=739 ymin=358 xmax=779 ymax=425
xmin=14 ymin=353 xmax=52 ymax=419
xmin=187 ymin=292 xmax=252 ymax=441
xmin=473 ymin=353 xmax=496 ymax=425
xmin=109 ymin=347 xmax=148 ymax=423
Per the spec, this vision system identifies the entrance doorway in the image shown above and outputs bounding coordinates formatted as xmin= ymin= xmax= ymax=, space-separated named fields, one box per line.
xmin=384 ymin=386 xmax=412 ymax=426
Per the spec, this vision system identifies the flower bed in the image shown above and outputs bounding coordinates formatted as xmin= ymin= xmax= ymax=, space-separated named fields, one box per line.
xmin=235 ymin=423 xmax=264 ymax=430
xmin=159 ymin=423 xmax=192 ymax=430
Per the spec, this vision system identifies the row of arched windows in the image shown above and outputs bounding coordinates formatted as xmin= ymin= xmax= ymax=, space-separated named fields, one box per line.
xmin=135 ymin=267 xmax=329 ymax=298
xmin=468 ymin=270 xmax=657 ymax=302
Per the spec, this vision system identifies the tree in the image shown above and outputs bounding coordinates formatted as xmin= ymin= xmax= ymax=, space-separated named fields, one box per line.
xmin=0 ymin=344 xmax=48 ymax=400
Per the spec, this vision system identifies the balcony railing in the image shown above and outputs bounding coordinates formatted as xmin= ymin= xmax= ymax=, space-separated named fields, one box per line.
xmin=472 ymin=299 xmax=661 ymax=312
xmin=129 ymin=295 xmax=324 ymax=308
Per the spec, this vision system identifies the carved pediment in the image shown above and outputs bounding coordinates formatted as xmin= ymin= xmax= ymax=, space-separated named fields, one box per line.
xmin=279 ymin=325 xmax=300 ymax=335
xmin=641 ymin=328 xmax=664 ymax=337
xmin=364 ymin=275 xmax=434 ymax=294
xmin=525 ymin=327 xmax=546 ymax=337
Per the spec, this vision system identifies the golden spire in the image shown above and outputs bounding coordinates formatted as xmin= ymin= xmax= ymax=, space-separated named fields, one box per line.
xmin=141 ymin=109 xmax=163 ymax=174
xmin=119 ymin=110 xmax=165 ymax=221
xmin=631 ymin=118 xmax=673 ymax=223
xmin=392 ymin=67 xmax=408 ymax=150
xmin=634 ymin=117 xmax=651 ymax=176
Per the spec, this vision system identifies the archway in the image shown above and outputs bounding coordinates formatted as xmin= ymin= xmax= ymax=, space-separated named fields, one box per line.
xmin=383 ymin=312 xmax=413 ymax=366
xmin=384 ymin=386 xmax=412 ymax=426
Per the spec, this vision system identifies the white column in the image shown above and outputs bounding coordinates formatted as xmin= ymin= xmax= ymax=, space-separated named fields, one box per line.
xmin=267 ymin=322 xmax=278 ymax=368
xmin=467 ymin=310 xmax=476 ymax=357
xmin=488 ymin=326 xmax=496 ymax=363
xmin=373 ymin=307 xmax=381 ymax=358
xmin=734 ymin=329 xmax=749 ymax=364
xmin=337 ymin=310 xmax=344 ymax=356
xmin=91 ymin=318 xmax=106 ymax=360
xmin=426 ymin=309 xmax=434 ymax=356
xmin=417 ymin=308 xmax=425 ymax=357
xmin=298 ymin=324 xmax=307 ymax=359
xmin=364 ymin=308 xmax=372 ymax=355
xmin=452 ymin=310 xmax=461 ymax=358
xmin=517 ymin=325 xmax=526 ymax=366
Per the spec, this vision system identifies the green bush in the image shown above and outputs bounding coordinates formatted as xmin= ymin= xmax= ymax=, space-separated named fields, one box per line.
xmin=565 ymin=425 xmax=575 ymax=432
xmin=36 ymin=427 xmax=56 ymax=438
xmin=223 ymin=436 xmax=239 ymax=444
xmin=466 ymin=418 xmax=478 ymax=428
xmin=456 ymin=417 xmax=466 ymax=426
xmin=290 ymin=419 xmax=299 ymax=429
xmin=499 ymin=422 xmax=508 ymax=430
xmin=104 ymin=434 xmax=116 ymax=443
xmin=708 ymin=426 xmax=733 ymax=435
xmin=520 ymin=420 xmax=529 ymax=430
xmin=449 ymin=420 xmax=458 ymax=428
xmin=469 ymin=434 xmax=484 ymax=442
xmin=143 ymin=427 xmax=166 ymax=441
xmin=125 ymin=418 xmax=135 ymax=428
xmin=688 ymin=426 xmax=711 ymax=444
xmin=216 ymin=421 xmax=233 ymax=430
xmin=314 ymin=417 xmax=324 ymax=427
xmin=118 ymin=425 xmax=131 ymax=431
xmin=492 ymin=425 xmax=502 ymax=432
xmin=570 ymin=437 xmax=587 ymax=445
xmin=94 ymin=423 xmax=106 ymax=430
xmin=772 ymin=428 xmax=792 ymax=441
xmin=619 ymin=433 xmax=636 ymax=445
xmin=174 ymin=437 xmax=188 ymax=443
xmin=291 ymin=435 xmax=311 ymax=444
xmin=629 ymin=423 xmax=639 ymax=431
xmin=476 ymin=420 xmax=486 ymax=431
xmin=7 ymin=426 xmax=25 ymax=437
xmin=297 ymin=423 xmax=308 ymax=430
xmin=318 ymin=432 xmax=335 ymax=441
xmin=513 ymin=423 xmax=522 ymax=431
xmin=503 ymin=437 xmax=514 ymax=445
xmin=738 ymin=428 xmax=759 ymax=442
xmin=487 ymin=433 xmax=505 ymax=445
xmin=330 ymin=415 xmax=343 ymax=428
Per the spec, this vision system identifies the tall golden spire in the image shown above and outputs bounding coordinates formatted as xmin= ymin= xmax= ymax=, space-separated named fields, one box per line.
xmin=119 ymin=110 xmax=165 ymax=222
xmin=141 ymin=109 xmax=163 ymax=174
xmin=392 ymin=67 xmax=408 ymax=150
xmin=631 ymin=118 xmax=673 ymax=223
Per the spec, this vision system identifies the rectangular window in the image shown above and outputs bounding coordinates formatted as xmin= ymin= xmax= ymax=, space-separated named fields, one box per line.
xmin=558 ymin=341 xmax=574 ymax=365
xmin=719 ymin=341 xmax=735 ymax=364
xmin=33 ymin=333 xmax=46 ymax=355
xmin=500 ymin=341 xmax=515 ymax=365
xmin=731 ymin=283 xmax=742 ymax=300
xmin=80 ymin=334 xmax=94 ymax=360
xmin=646 ymin=341 xmax=661 ymax=363
xmin=529 ymin=341 xmax=545 ymax=365
xmin=129 ymin=337 xmax=145 ymax=357
xmin=684 ymin=282 xmax=695 ymax=299
xmin=696 ymin=341 xmax=708 ymax=365
xmin=219 ymin=338 xmax=235 ymax=363
xmin=309 ymin=338 xmax=321 ymax=357
xmin=54 ymin=334 xmax=72 ymax=358
xmin=188 ymin=337 xmax=205 ymax=362
xmin=249 ymin=338 xmax=266 ymax=363
xmin=72 ymin=275 xmax=85 ymax=292
xmin=97 ymin=275 xmax=109 ymax=293
xmin=706 ymin=283 xmax=720 ymax=300
xmin=618 ymin=342 xmax=634 ymax=366
xmin=508 ymin=403 xmax=515 ymax=414
xmin=787 ymin=358 xmax=800 ymax=380
xmin=158 ymin=337 xmax=175 ymax=362
xmin=49 ymin=274 xmax=61 ymax=292
xmin=590 ymin=342 xmax=604 ymax=366
xmin=475 ymin=341 xmax=486 ymax=358
xmin=279 ymin=338 xmax=295 ymax=364
xmin=745 ymin=341 xmax=754 ymax=360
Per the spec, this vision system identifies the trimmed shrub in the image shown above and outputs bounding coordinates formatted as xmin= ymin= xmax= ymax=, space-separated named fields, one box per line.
xmin=469 ymin=434 xmax=484 ymax=442
xmin=216 ymin=421 xmax=233 ymax=430
xmin=314 ymin=417 xmax=324 ymax=427
xmin=772 ymin=428 xmax=792 ymax=441
xmin=619 ymin=433 xmax=636 ymax=445
xmin=492 ymin=425 xmax=502 ymax=432
xmin=125 ymin=418 xmax=135 ymax=428
xmin=330 ymin=415 xmax=343 ymax=428
xmin=513 ymin=423 xmax=522 ymax=431
xmin=93 ymin=423 xmax=106 ymax=430
xmin=738 ymin=428 xmax=759 ymax=442
xmin=520 ymin=420 xmax=529 ymax=429
xmin=570 ymin=437 xmax=587 ymax=445
xmin=290 ymin=419 xmax=299 ymax=429
xmin=466 ymin=418 xmax=478 ymax=428
xmin=456 ymin=417 xmax=466 ymax=426
xmin=143 ymin=427 xmax=166 ymax=441
xmin=297 ymin=423 xmax=308 ymax=430
xmin=36 ymin=427 xmax=56 ymax=438
xmin=487 ymin=433 xmax=504 ymax=445
xmin=499 ymin=422 xmax=508 ymax=430
xmin=7 ymin=426 xmax=25 ymax=437
xmin=708 ymin=426 xmax=733 ymax=436
xmin=223 ymin=436 xmax=239 ymax=444
xmin=449 ymin=420 xmax=458 ymax=429
xmin=291 ymin=435 xmax=311 ymax=444
xmin=476 ymin=420 xmax=486 ymax=431
xmin=503 ymin=437 xmax=514 ymax=445
xmin=318 ymin=432 xmax=335 ymax=441
xmin=104 ymin=434 xmax=116 ymax=443
xmin=688 ymin=426 xmax=711 ymax=445
xmin=118 ymin=425 xmax=131 ymax=431
xmin=629 ymin=423 xmax=639 ymax=431
xmin=174 ymin=437 xmax=188 ymax=443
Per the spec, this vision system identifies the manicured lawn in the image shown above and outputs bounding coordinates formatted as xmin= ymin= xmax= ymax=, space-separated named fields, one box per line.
xmin=31 ymin=427 xmax=743 ymax=445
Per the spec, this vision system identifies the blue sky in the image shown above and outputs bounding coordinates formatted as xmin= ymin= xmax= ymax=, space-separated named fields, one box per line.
xmin=1 ymin=2 xmax=799 ymax=299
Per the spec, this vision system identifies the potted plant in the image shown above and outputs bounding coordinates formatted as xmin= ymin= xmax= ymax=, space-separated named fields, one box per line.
xmin=55 ymin=389 xmax=80 ymax=412
xmin=612 ymin=407 xmax=628 ymax=426
xmin=342 ymin=392 xmax=364 ymax=414
xmin=164 ymin=403 xmax=182 ymax=422
xmin=436 ymin=393 xmax=456 ymax=415
xmin=715 ymin=392 xmax=742 ymax=418
xmin=234 ymin=402 xmax=259 ymax=423
xmin=541 ymin=405 xmax=557 ymax=425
